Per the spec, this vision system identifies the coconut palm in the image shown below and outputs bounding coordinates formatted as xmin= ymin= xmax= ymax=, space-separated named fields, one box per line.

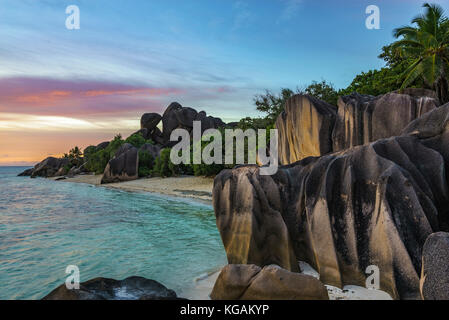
xmin=391 ymin=3 xmax=449 ymax=103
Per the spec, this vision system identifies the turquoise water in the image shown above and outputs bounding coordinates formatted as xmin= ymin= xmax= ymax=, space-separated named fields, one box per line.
xmin=0 ymin=167 xmax=226 ymax=300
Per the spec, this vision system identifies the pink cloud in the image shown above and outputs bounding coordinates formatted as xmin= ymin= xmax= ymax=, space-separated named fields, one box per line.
xmin=0 ymin=77 xmax=185 ymax=117
xmin=0 ymin=77 xmax=235 ymax=118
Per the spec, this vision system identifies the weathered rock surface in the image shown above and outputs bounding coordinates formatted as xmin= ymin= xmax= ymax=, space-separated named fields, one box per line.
xmin=18 ymin=157 xmax=69 ymax=178
xmin=43 ymin=276 xmax=180 ymax=300
xmin=211 ymin=264 xmax=329 ymax=300
xmin=95 ymin=141 xmax=110 ymax=152
xmin=332 ymin=92 xmax=438 ymax=153
xmin=141 ymin=113 xmax=162 ymax=131
xmin=161 ymin=102 xmax=225 ymax=144
xmin=420 ymin=232 xmax=449 ymax=300
xmin=276 ymin=94 xmax=337 ymax=165
xmin=140 ymin=143 xmax=161 ymax=160
xmin=214 ymin=103 xmax=449 ymax=300
xmin=277 ymin=91 xmax=439 ymax=165
xmin=17 ymin=168 xmax=34 ymax=176
xmin=101 ymin=144 xmax=139 ymax=184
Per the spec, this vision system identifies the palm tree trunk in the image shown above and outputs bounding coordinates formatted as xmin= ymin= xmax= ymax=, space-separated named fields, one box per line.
xmin=436 ymin=78 xmax=449 ymax=105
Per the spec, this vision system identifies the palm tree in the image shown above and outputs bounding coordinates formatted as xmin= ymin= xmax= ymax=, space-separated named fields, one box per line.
xmin=391 ymin=3 xmax=449 ymax=103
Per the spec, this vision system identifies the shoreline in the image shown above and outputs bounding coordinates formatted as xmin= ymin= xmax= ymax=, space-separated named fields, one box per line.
xmin=51 ymin=174 xmax=215 ymax=204
xmin=50 ymin=173 xmax=219 ymax=299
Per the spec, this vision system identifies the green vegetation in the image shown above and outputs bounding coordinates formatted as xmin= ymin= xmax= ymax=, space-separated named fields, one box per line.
xmin=138 ymin=150 xmax=154 ymax=177
xmin=125 ymin=133 xmax=154 ymax=149
xmin=391 ymin=3 xmax=449 ymax=103
xmin=84 ymin=134 xmax=125 ymax=174
xmin=151 ymin=148 xmax=182 ymax=177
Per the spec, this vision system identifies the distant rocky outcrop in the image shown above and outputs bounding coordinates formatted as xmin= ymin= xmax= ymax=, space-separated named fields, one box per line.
xmin=211 ymin=264 xmax=329 ymax=300
xmin=162 ymin=102 xmax=225 ymax=145
xmin=101 ymin=143 xmax=139 ymax=184
xmin=420 ymin=232 xmax=449 ymax=300
xmin=277 ymin=90 xmax=440 ymax=165
xmin=95 ymin=141 xmax=110 ymax=152
xmin=18 ymin=157 xmax=69 ymax=178
xmin=139 ymin=143 xmax=161 ymax=160
xmin=43 ymin=276 xmax=180 ymax=300
xmin=213 ymin=103 xmax=449 ymax=300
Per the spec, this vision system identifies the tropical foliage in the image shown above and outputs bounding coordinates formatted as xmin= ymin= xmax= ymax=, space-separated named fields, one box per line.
xmin=391 ymin=3 xmax=449 ymax=103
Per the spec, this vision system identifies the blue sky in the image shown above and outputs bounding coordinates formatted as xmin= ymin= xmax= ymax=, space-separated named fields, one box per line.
xmin=1 ymin=0 xmax=448 ymax=164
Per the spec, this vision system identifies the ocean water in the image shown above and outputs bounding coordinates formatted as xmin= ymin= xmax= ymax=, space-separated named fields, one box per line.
xmin=0 ymin=167 xmax=226 ymax=300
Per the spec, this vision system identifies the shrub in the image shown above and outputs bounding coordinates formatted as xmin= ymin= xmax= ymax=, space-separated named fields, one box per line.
xmin=151 ymin=148 xmax=181 ymax=177
xmin=84 ymin=134 xmax=124 ymax=174
xmin=138 ymin=150 xmax=154 ymax=177
xmin=125 ymin=133 xmax=154 ymax=148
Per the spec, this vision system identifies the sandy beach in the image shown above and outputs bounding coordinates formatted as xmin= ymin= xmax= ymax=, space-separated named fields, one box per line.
xmin=53 ymin=174 xmax=215 ymax=203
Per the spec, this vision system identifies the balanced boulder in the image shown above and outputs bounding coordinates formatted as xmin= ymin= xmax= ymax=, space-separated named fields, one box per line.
xmin=161 ymin=102 xmax=225 ymax=144
xmin=141 ymin=113 xmax=162 ymax=131
xmin=211 ymin=264 xmax=329 ymax=300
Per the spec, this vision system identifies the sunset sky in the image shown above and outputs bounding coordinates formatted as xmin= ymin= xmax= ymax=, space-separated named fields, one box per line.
xmin=1 ymin=0 xmax=448 ymax=166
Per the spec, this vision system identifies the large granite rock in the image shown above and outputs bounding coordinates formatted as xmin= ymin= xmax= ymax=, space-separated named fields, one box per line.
xmin=139 ymin=143 xmax=161 ymax=160
xmin=332 ymin=92 xmax=438 ymax=153
xmin=213 ymin=103 xmax=449 ymax=300
xmin=101 ymin=144 xmax=139 ymax=184
xmin=43 ymin=276 xmax=179 ymax=300
xmin=161 ymin=102 xmax=225 ymax=144
xmin=276 ymin=94 xmax=337 ymax=165
xmin=18 ymin=157 xmax=69 ymax=178
xmin=141 ymin=113 xmax=162 ymax=131
xmin=95 ymin=141 xmax=110 ymax=152
xmin=211 ymin=264 xmax=329 ymax=300
xmin=277 ymin=91 xmax=439 ymax=165
xmin=420 ymin=232 xmax=449 ymax=300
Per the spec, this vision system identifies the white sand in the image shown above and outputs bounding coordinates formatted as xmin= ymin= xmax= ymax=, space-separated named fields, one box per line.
xmin=299 ymin=261 xmax=393 ymax=300
xmin=54 ymin=174 xmax=214 ymax=203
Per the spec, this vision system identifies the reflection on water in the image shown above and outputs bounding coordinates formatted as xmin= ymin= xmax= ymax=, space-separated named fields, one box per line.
xmin=0 ymin=167 xmax=226 ymax=300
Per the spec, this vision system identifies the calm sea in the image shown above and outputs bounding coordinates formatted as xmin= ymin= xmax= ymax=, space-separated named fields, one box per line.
xmin=0 ymin=166 xmax=226 ymax=299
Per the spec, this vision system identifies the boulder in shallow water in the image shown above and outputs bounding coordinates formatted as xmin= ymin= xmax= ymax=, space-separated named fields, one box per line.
xmin=29 ymin=157 xmax=69 ymax=178
xmin=420 ymin=232 xmax=449 ymax=300
xmin=42 ymin=276 xmax=179 ymax=300
xmin=211 ymin=264 xmax=329 ymax=300
xmin=18 ymin=168 xmax=34 ymax=176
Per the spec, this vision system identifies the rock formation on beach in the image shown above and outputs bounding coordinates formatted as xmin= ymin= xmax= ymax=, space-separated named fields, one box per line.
xmin=276 ymin=89 xmax=439 ymax=165
xmin=213 ymin=96 xmax=449 ymax=300
xmin=211 ymin=264 xmax=329 ymax=300
xmin=43 ymin=276 xmax=181 ymax=300
xmin=18 ymin=102 xmax=226 ymax=182
xmin=101 ymin=143 xmax=139 ymax=184
xmin=420 ymin=232 xmax=449 ymax=300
